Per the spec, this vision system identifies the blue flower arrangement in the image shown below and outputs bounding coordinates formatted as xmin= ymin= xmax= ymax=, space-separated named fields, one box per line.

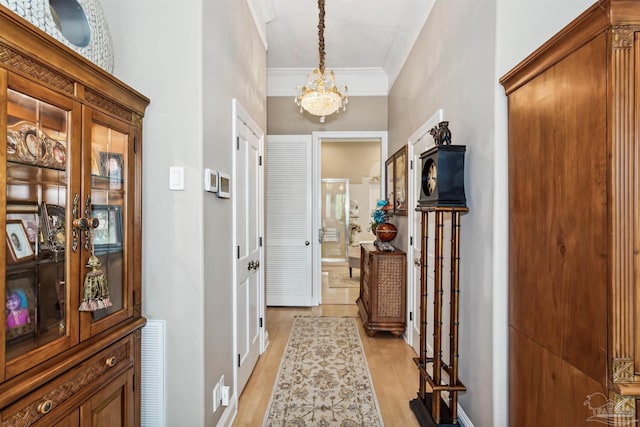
xmin=370 ymin=199 xmax=392 ymax=231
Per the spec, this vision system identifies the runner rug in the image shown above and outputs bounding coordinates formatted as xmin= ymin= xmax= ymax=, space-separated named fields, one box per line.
xmin=262 ymin=316 xmax=384 ymax=427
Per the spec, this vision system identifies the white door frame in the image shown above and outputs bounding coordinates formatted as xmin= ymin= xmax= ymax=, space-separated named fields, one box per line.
xmin=407 ymin=109 xmax=444 ymax=352
xmin=311 ymin=131 xmax=388 ymax=305
xmin=231 ymin=99 xmax=266 ymax=404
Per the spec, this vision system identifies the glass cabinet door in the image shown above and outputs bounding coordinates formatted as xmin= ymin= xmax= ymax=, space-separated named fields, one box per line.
xmin=81 ymin=110 xmax=134 ymax=339
xmin=3 ymin=81 xmax=80 ymax=378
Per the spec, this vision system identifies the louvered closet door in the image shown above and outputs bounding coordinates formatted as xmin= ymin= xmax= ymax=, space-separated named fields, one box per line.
xmin=266 ymin=135 xmax=313 ymax=306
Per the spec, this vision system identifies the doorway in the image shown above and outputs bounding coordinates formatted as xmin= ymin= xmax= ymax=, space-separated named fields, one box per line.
xmin=312 ymin=132 xmax=388 ymax=306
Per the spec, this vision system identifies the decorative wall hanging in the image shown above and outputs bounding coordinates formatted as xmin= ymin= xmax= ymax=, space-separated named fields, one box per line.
xmin=0 ymin=0 xmax=114 ymax=72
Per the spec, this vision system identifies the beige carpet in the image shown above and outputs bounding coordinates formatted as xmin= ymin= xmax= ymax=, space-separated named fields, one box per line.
xmin=322 ymin=263 xmax=360 ymax=288
xmin=262 ymin=316 xmax=384 ymax=427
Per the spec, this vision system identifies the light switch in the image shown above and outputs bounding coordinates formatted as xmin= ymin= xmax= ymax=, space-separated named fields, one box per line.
xmin=169 ymin=166 xmax=184 ymax=190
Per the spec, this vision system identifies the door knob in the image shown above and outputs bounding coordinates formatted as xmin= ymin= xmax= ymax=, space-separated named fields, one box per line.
xmin=247 ymin=260 xmax=255 ymax=270
xmin=414 ymin=258 xmax=421 ymax=267
xmin=305 ymin=241 xmax=310 ymax=246
xmin=253 ymin=260 xmax=260 ymax=269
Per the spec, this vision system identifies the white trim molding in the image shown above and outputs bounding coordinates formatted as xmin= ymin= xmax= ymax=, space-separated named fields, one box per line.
xmin=268 ymin=67 xmax=389 ymax=97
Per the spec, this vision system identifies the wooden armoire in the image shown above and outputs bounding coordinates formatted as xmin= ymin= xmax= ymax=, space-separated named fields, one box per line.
xmin=0 ymin=5 xmax=149 ymax=426
xmin=500 ymin=0 xmax=640 ymax=424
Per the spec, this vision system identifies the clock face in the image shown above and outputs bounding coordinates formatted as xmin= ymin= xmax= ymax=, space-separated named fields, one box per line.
xmin=424 ymin=159 xmax=437 ymax=196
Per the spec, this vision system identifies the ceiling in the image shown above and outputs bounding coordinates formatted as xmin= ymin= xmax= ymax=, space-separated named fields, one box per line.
xmin=248 ymin=0 xmax=436 ymax=95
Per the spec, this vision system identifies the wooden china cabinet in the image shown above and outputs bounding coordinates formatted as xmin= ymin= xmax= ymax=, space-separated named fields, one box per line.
xmin=501 ymin=0 xmax=640 ymax=424
xmin=0 ymin=6 xmax=148 ymax=427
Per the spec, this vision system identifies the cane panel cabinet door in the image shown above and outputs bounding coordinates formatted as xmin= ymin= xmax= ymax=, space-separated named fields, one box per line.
xmin=501 ymin=0 xmax=640 ymax=424
xmin=0 ymin=5 xmax=148 ymax=427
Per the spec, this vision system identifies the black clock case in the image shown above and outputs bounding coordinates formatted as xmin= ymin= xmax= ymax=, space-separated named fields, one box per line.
xmin=419 ymin=144 xmax=466 ymax=207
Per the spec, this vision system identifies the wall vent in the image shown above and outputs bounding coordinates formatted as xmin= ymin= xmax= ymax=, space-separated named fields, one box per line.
xmin=141 ymin=319 xmax=166 ymax=427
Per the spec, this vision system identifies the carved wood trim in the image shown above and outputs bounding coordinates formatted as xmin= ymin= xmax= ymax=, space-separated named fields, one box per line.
xmin=613 ymin=393 xmax=636 ymax=416
xmin=132 ymin=112 xmax=143 ymax=129
xmin=0 ymin=43 xmax=74 ymax=95
xmin=85 ymin=89 xmax=133 ymax=123
xmin=609 ymin=26 xmax=638 ymax=370
xmin=613 ymin=358 xmax=635 ymax=382
xmin=3 ymin=340 xmax=131 ymax=426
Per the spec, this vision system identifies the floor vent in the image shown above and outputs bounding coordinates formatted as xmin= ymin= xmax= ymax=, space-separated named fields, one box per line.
xmin=141 ymin=319 xmax=165 ymax=427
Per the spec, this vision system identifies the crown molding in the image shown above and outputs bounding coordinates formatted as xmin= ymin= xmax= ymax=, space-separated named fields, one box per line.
xmin=246 ymin=0 xmax=273 ymax=50
xmin=268 ymin=67 xmax=389 ymax=97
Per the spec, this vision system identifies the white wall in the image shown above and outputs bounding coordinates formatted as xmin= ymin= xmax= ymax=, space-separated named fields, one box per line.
xmin=101 ymin=1 xmax=205 ymax=425
xmin=101 ymin=0 xmax=266 ymax=425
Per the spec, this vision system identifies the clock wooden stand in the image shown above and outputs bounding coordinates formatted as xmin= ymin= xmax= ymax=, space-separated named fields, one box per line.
xmin=410 ymin=122 xmax=467 ymax=427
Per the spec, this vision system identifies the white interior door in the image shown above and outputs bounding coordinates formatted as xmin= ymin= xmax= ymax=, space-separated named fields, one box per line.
xmin=266 ymin=135 xmax=313 ymax=306
xmin=408 ymin=110 xmax=443 ymax=355
xmin=234 ymin=106 xmax=263 ymax=394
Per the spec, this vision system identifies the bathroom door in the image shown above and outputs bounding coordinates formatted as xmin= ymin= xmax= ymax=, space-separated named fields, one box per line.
xmin=321 ymin=179 xmax=349 ymax=262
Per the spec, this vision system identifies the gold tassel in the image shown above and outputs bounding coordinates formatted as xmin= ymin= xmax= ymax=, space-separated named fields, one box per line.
xmin=78 ymin=229 xmax=112 ymax=312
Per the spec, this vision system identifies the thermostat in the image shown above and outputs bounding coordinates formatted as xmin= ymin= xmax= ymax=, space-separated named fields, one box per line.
xmin=217 ymin=172 xmax=230 ymax=198
xmin=204 ymin=168 xmax=218 ymax=193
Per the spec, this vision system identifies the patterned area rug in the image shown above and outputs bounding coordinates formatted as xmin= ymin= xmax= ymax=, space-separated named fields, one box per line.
xmin=262 ymin=316 xmax=384 ymax=427
xmin=323 ymin=263 xmax=360 ymax=288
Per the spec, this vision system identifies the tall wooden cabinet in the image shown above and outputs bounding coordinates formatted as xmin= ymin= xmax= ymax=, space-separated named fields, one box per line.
xmin=0 ymin=6 xmax=148 ymax=426
xmin=500 ymin=0 xmax=640 ymax=424
xmin=356 ymin=243 xmax=406 ymax=337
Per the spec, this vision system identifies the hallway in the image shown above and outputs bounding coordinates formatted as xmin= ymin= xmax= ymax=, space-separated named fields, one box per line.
xmin=233 ymin=304 xmax=420 ymax=426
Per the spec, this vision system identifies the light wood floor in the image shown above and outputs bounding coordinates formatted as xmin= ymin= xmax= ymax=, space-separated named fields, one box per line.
xmin=232 ymin=304 xmax=421 ymax=426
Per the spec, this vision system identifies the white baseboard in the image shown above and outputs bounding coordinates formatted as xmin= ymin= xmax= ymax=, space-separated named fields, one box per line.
xmin=458 ymin=404 xmax=474 ymax=427
xmin=217 ymin=392 xmax=237 ymax=427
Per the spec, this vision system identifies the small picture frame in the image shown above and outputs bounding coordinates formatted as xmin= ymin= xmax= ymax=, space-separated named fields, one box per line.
xmin=6 ymin=219 xmax=35 ymax=264
xmin=7 ymin=202 xmax=39 ymax=245
xmin=92 ymin=204 xmax=123 ymax=253
xmin=41 ymin=203 xmax=66 ymax=253
xmin=99 ymin=152 xmax=124 ymax=190
xmin=5 ymin=272 xmax=36 ymax=340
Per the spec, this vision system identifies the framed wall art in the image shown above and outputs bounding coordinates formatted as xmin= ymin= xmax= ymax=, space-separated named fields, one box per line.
xmin=385 ymin=145 xmax=408 ymax=216
xmin=385 ymin=157 xmax=394 ymax=209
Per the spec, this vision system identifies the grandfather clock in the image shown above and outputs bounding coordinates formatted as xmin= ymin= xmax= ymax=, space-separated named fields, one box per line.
xmin=410 ymin=121 xmax=468 ymax=427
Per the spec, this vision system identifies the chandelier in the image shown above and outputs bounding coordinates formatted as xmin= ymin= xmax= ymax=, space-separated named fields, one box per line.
xmin=295 ymin=0 xmax=348 ymax=123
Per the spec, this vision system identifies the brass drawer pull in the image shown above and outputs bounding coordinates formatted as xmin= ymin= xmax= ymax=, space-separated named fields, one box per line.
xmin=105 ymin=356 xmax=118 ymax=367
xmin=37 ymin=399 xmax=53 ymax=414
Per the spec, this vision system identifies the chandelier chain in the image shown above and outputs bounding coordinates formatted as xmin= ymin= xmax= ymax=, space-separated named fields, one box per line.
xmin=318 ymin=0 xmax=325 ymax=73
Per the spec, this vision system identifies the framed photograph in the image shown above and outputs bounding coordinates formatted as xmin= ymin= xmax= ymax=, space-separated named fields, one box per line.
xmin=5 ymin=271 xmax=36 ymax=340
xmin=6 ymin=219 xmax=35 ymax=264
xmin=7 ymin=202 xmax=39 ymax=244
xmin=393 ymin=146 xmax=408 ymax=215
xmin=99 ymin=151 xmax=124 ymax=189
xmin=92 ymin=204 xmax=123 ymax=253
xmin=384 ymin=145 xmax=408 ymax=216
xmin=385 ymin=157 xmax=394 ymax=210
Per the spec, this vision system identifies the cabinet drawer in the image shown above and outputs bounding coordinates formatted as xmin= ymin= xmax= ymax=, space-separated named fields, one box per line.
xmin=2 ymin=335 xmax=133 ymax=426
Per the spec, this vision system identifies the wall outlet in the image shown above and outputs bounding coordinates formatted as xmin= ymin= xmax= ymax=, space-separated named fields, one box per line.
xmin=212 ymin=383 xmax=220 ymax=412
xmin=221 ymin=386 xmax=230 ymax=406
